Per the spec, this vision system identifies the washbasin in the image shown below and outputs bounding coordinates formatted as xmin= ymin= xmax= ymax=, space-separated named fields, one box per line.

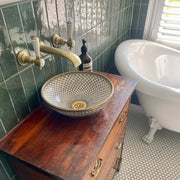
xmin=41 ymin=71 xmax=114 ymax=117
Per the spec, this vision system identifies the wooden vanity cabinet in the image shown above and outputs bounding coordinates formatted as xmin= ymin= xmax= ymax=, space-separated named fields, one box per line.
xmin=0 ymin=72 xmax=136 ymax=180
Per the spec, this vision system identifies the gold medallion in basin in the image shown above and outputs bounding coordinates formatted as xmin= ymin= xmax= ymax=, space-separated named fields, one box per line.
xmin=71 ymin=101 xmax=87 ymax=110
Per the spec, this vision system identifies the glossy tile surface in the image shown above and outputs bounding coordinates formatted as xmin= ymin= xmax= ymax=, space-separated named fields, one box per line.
xmin=6 ymin=74 xmax=30 ymax=121
xmin=0 ymin=11 xmax=18 ymax=80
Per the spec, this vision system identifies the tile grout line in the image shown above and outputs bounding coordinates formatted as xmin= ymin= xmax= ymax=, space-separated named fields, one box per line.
xmin=0 ymin=118 xmax=7 ymax=134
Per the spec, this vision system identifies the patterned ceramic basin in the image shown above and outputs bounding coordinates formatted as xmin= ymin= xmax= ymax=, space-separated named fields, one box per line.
xmin=41 ymin=71 xmax=114 ymax=117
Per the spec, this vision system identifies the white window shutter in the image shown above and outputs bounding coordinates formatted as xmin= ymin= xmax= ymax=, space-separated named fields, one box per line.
xmin=143 ymin=0 xmax=180 ymax=50
xmin=157 ymin=0 xmax=180 ymax=45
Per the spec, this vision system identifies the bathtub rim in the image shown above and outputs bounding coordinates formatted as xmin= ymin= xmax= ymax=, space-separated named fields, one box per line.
xmin=115 ymin=39 xmax=180 ymax=102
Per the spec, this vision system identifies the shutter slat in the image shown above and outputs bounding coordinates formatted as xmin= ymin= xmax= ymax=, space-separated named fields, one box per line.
xmin=159 ymin=27 xmax=180 ymax=35
xmin=157 ymin=33 xmax=180 ymax=41
xmin=165 ymin=1 xmax=180 ymax=8
xmin=161 ymin=14 xmax=180 ymax=22
xmin=163 ymin=8 xmax=180 ymax=15
xmin=160 ymin=21 xmax=180 ymax=30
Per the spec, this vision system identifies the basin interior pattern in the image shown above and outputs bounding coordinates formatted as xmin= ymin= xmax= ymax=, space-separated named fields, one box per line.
xmin=41 ymin=72 xmax=114 ymax=117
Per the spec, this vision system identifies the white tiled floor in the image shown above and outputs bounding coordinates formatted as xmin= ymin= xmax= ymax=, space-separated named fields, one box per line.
xmin=113 ymin=104 xmax=180 ymax=180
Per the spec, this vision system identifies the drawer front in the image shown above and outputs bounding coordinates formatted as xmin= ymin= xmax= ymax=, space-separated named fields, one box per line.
xmin=86 ymin=98 xmax=130 ymax=180
xmin=97 ymin=121 xmax=127 ymax=180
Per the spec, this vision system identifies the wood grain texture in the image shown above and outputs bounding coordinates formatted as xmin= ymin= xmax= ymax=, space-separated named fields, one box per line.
xmin=0 ymin=72 xmax=137 ymax=180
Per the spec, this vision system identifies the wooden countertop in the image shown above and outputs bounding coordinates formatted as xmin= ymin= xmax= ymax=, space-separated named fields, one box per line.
xmin=0 ymin=72 xmax=137 ymax=180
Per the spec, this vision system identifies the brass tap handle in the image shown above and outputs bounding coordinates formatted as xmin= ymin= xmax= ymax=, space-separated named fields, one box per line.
xmin=67 ymin=21 xmax=72 ymax=40
xmin=31 ymin=36 xmax=41 ymax=57
xmin=52 ymin=21 xmax=74 ymax=49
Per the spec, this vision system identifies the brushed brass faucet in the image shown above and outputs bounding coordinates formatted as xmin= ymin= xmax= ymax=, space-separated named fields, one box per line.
xmin=39 ymin=41 xmax=81 ymax=67
xmin=17 ymin=36 xmax=81 ymax=69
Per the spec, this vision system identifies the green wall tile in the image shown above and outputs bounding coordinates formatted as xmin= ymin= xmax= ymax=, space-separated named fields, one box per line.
xmin=19 ymin=2 xmax=37 ymax=53
xmin=0 ymin=83 xmax=18 ymax=132
xmin=32 ymin=66 xmax=45 ymax=90
xmin=20 ymin=68 xmax=40 ymax=112
xmin=44 ymin=59 xmax=55 ymax=81
xmin=45 ymin=0 xmax=58 ymax=36
xmin=6 ymin=75 xmax=30 ymax=121
xmin=138 ymin=4 xmax=148 ymax=30
xmin=0 ymin=154 xmax=14 ymax=179
xmin=87 ymin=0 xmax=92 ymax=31
xmin=142 ymin=0 xmax=149 ymax=4
xmin=131 ymin=1 xmax=149 ymax=39
xmin=92 ymin=59 xmax=98 ymax=71
xmin=135 ymin=0 xmax=142 ymax=3
xmin=0 ymin=163 xmax=10 ymax=180
xmin=0 ymin=121 xmax=5 ymax=139
xmin=131 ymin=4 xmax=140 ymax=30
xmin=33 ymin=0 xmax=50 ymax=44
xmin=56 ymin=0 xmax=66 ymax=37
xmin=0 ymin=12 xmax=18 ymax=80
xmin=54 ymin=56 xmax=64 ymax=74
xmin=0 ymin=69 xmax=4 ymax=84
xmin=3 ymin=5 xmax=29 ymax=72
xmin=32 ymin=66 xmax=46 ymax=102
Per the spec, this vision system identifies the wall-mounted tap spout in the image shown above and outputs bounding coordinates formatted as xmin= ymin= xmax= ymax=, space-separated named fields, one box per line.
xmin=39 ymin=42 xmax=81 ymax=68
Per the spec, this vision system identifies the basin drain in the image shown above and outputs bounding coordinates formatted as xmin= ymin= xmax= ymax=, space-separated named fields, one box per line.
xmin=71 ymin=101 xmax=87 ymax=110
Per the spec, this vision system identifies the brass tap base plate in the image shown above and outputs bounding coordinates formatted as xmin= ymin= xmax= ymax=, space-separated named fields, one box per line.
xmin=17 ymin=51 xmax=27 ymax=66
xmin=71 ymin=101 xmax=87 ymax=110
xmin=52 ymin=34 xmax=59 ymax=48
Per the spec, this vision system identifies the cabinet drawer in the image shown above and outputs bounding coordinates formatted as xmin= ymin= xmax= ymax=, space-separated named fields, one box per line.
xmin=86 ymin=99 xmax=130 ymax=180
xmin=97 ymin=121 xmax=127 ymax=180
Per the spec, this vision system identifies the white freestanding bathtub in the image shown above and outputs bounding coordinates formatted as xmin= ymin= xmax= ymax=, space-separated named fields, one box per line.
xmin=115 ymin=39 xmax=180 ymax=144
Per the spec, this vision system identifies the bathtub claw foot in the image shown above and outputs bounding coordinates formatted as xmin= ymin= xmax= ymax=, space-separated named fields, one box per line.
xmin=142 ymin=117 xmax=162 ymax=144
